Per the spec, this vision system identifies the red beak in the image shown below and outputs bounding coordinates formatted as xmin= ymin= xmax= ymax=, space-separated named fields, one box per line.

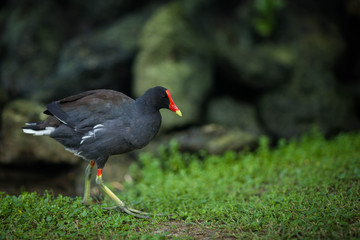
xmin=166 ymin=89 xmax=182 ymax=117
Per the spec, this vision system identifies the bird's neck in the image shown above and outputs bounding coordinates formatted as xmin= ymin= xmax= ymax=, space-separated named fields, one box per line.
xmin=135 ymin=97 xmax=159 ymax=115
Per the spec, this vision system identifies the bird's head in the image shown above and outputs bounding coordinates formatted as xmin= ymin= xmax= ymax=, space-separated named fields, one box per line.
xmin=142 ymin=86 xmax=182 ymax=117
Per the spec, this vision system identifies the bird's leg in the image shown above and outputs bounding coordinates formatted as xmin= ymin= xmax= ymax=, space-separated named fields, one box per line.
xmin=82 ymin=160 xmax=95 ymax=205
xmin=95 ymin=168 xmax=151 ymax=219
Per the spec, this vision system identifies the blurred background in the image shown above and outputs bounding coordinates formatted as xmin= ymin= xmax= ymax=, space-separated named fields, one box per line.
xmin=0 ymin=0 xmax=359 ymax=196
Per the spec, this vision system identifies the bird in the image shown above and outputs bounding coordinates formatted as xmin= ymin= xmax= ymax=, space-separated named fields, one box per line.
xmin=22 ymin=86 xmax=182 ymax=218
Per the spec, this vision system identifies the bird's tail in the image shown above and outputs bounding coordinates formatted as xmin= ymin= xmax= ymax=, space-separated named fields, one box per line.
xmin=22 ymin=122 xmax=55 ymax=136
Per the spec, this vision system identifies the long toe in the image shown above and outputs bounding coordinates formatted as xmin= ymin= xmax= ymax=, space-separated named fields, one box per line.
xmin=121 ymin=206 xmax=151 ymax=219
xmin=103 ymin=205 xmax=151 ymax=219
xmin=103 ymin=205 xmax=172 ymax=218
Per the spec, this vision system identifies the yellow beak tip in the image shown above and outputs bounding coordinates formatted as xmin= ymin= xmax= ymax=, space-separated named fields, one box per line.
xmin=176 ymin=110 xmax=182 ymax=117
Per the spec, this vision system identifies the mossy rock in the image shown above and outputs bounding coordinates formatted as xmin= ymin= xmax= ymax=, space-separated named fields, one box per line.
xmin=133 ymin=2 xmax=213 ymax=128
xmin=1 ymin=100 xmax=78 ymax=164
xmin=140 ymin=124 xmax=259 ymax=155
xmin=209 ymin=1 xmax=295 ymax=89
xmin=49 ymin=6 xmax=156 ymax=100
xmin=57 ymin=6 xmax=155 ymax=79
xmin=207 ymin=97 xmax=263 ymax=135
xmin=1 ymin=2 xmax=66 ymax=99
xmin=258 ymin=17 xmax=356 ymax=138
xmin=174 ymin=124 xmax=258 ymax=154
xmin=229 ymin=44 xmax=294 ymax=89
xmin=213 ymin=23 xmax=295 ymax=89
xmin=259 ymin=62 xmax=357 ymax=138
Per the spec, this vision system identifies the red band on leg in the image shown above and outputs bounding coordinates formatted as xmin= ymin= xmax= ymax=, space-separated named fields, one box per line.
xmin=97 ymin=169 xmax=103 ymax=177
xmin=90 ymin=160 xmax=95 ymax=167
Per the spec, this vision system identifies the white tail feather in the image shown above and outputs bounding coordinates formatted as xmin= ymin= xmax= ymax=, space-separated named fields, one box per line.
xmin=22 ymin=127 xmax=55 ymax=136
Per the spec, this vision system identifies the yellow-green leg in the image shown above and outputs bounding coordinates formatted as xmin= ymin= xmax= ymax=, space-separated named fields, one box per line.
xmin=95 ymin=168 xmax=151 ymax=219
xmin=82 ymin=160 xmax=95 ymax=205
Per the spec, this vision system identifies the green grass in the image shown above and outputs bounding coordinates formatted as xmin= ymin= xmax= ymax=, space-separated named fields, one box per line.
xmin=1 ymin=131 xmax=359 ymax=239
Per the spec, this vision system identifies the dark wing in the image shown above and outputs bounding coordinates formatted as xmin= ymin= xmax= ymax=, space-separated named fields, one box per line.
xmin=44 ymin=89 xmax=134 ymax=132
xmin=46 ymin=101 xmax=75 ymax=128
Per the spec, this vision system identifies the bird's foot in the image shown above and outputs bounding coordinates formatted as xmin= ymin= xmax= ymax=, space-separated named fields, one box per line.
xmin=103 ymin=205 xmax=172 ymax=219
xmin=95 ymin=175 xmax=169 ymax=218
xmin=103 ymin=205 xmax=152 ymax=219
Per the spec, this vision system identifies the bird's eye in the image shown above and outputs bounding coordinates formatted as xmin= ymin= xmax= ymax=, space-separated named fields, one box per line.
xmin=162 ymin=94 xmax=167 ymax=98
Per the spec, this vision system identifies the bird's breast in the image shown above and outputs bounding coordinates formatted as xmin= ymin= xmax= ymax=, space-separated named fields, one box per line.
xmin=128 ymin=113 xmax=161 ymax=149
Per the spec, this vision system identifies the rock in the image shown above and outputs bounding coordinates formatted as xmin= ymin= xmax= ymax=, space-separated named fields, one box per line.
xmin=206 ymin=96 xmax=263 ymax=135
xmin=133 ymin=2 xmax=213 ymax=129
xmin=217 ymin=43 xmax=294 ymax=89
xmin=210 ymin=2 xmax=295 ymax=90
xmin=0 ymin=100 xmax=79 ymax=165
xmin=258 ymin=13 xmax=358 ymax=138
xmin=140 ymin=124 xmax=259 ymax=155
xmin=1 ymin=1 xmax=67 ymax=99
xmin=174 ymin=124 xmax=258 ymax=154
xmin=259 ymin=62 xmax=357 ymax=138
xmin=49 ymin=6 xmax=156 ymax=100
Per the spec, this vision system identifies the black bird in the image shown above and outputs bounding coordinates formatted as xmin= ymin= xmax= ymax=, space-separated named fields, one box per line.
xmin=22 ymin=86 xmax=182 ymax=218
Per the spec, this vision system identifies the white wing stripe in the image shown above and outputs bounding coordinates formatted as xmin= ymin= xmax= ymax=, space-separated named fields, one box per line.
xmin=80 ymin=125 xmax=105 ymax=144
